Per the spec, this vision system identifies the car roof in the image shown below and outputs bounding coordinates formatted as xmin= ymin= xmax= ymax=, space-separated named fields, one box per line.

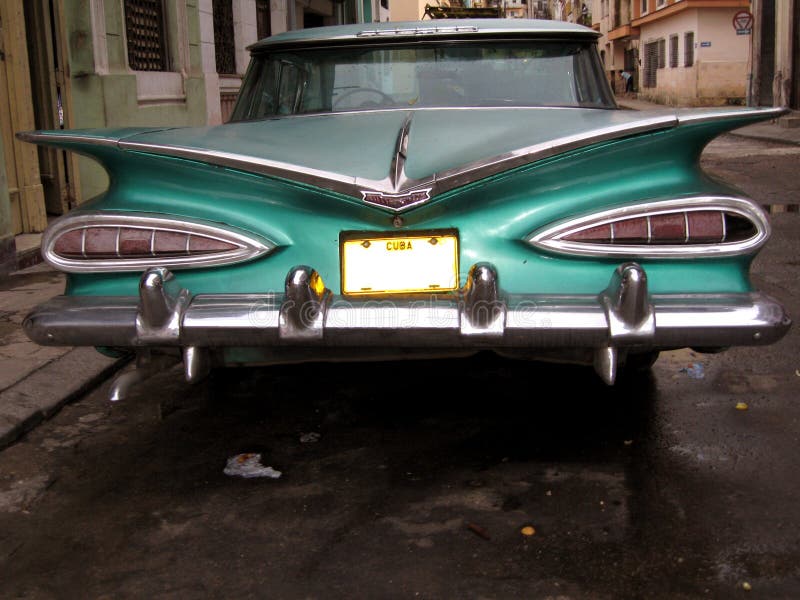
xmin=249 ymin=18 xmax=599 ymax=51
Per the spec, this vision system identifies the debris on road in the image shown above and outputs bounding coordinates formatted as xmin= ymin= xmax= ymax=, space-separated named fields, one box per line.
xmin=299 ymin=432 xmax=321 ymax=443
xmin=467 ymin=523 xmax=491 ymax=540
xmin=680 ymin=363 xmax=705 ymax=379
xmin=223 ymin=453 xmax=282 ymax=479
xmin=736 ymin=402 xmax=749 ymax=411
xmin=520 ymin=525 xmax=536 ymax=537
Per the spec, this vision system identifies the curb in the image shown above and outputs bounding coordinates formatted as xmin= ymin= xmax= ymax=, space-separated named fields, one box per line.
xmin=727 ymin=130 xmax=800 ymax=147
xmin=0 ymin=347 xmax=130 ymax=451
xmin=16 ymin=246 xmax=44 ymax=271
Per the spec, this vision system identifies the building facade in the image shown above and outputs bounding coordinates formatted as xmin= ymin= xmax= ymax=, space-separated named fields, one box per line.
xmin=592 ymin=0 xmax=799 ymax=110
xmin=0 ymin=0 xmax=383 ymax=273
xmin=593 ymin=0 xmax=754 ymax=105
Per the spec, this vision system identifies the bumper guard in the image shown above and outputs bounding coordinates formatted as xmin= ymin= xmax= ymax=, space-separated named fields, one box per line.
xmin=24 ymin=263 xmax=791 ymax=394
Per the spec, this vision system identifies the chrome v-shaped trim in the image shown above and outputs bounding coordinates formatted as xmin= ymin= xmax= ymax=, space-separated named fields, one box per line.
xmin=390 ymin=112 xmax=413 ymax=191
xmin=18 ymin=107 xmax=788 ymax=213
xmin=360 ymin=112 xmax=434 ymax=211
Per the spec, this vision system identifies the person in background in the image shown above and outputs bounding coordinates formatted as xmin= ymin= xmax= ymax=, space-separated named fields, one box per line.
xmin=620 ymin=69 xmax=633 ymax=93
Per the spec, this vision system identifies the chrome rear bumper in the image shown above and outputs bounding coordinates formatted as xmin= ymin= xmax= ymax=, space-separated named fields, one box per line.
xmin=24 ymin=263 xmax=790 ymax=387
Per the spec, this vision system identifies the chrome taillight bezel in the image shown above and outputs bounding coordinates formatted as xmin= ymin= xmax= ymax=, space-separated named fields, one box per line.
xmin=528 ymin=196 xmax=770 ymax=258
xmin=43 ymin=211 xmax=275 ymax=273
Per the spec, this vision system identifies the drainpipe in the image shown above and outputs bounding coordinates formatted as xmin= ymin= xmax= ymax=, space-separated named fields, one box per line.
xmin=288 ymin=0 xmax=297 ymax=30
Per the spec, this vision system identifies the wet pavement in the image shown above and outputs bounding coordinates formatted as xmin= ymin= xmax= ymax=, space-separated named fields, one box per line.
xmin=0 ymin=137 xmax=798 ymax=598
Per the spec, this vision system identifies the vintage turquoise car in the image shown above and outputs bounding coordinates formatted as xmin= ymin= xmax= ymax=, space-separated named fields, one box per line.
xmin=19 ymin=20 xmax=791 ymax=399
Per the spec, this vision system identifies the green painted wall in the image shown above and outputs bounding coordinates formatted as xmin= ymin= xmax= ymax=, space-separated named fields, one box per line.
xmin=0 ymin=134 xmax=15 ymax=274
xmin=63 ymin=1 xmax=209 ymax=202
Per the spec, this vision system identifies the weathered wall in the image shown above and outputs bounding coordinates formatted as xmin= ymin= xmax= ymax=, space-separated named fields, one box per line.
xmin=638 ymin=9 xmax=700 ymax=104
xmin=639 ymin=7 xmax=748 ymax=105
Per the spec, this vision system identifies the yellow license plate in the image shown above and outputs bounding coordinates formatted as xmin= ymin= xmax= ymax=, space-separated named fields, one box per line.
xmin=341 ymin=231 xmax=459 ymax=295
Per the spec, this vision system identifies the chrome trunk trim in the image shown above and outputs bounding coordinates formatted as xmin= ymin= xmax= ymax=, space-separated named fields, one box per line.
xmin=116 ymin=114 xmax=678 ymax=209
xmin=21 ymin=107 xmax=785 ymax=212
xmin=676 ymin=106 xmax=788 ymax=125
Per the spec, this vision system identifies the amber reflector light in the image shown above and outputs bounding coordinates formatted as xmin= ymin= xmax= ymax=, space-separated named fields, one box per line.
xmin=563 ymin=211 xmax=756 ymax=245
xmin=53 ymin=227 xmax=237 ymax=258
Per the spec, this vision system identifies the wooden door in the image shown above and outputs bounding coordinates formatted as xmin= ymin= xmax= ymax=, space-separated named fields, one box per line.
xmin=24 ymin=0 xmax=80 ymax=215
xmin=0 ymin=1 xmax=47 ymax=234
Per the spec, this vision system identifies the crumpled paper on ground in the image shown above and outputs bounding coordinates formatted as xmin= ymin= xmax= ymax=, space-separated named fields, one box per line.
xmin=680 ymin=363 xmax=705 ymax=379
xmin=224 ymin=453 xmax=282 ymax=479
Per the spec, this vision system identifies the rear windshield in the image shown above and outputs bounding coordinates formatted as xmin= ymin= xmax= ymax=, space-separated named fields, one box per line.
xmin=231 ymin=40 xmax=615 ymax=121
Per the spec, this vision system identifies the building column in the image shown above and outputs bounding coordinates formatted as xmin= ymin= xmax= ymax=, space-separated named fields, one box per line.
xmin=774 ymin=0 xmax=796 ymax=108
xmin=198 ymin=0 xmax=222 ymax=125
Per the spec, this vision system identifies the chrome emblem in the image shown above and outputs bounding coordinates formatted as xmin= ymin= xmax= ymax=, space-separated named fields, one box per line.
xmin=361 ymin=188 xmax=432 ymax=211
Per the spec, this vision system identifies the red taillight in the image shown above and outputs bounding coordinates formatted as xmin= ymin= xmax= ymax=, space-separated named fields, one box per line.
xmin=563 ymin=211 xmax=750 ymax=245
xmin=53 ymin=226 xmax=237 ymax=259
xmin=43 ymin=212 xmax=273 ymax=272
xmin=529 ymin=197 xmax=770 ymax=259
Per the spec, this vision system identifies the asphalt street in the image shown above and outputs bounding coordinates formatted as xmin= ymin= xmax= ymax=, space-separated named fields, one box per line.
xmin=0 ymin=134 xmax=798 ymax=598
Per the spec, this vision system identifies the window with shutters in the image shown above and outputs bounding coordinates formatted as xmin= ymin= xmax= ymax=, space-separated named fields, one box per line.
xmin=643 ymin=41 xmax=658 ymax=88
xmin=213 ymin=0 xmax=236 ymax=74
xmin=669 ymin=34 xmax=678 ymax=68
xmin=657 ymin=38 xmax=666 ymax=69
xmin=124 ymin=0 xmax=168 ymax=71
xmin=684 ymin=32 xmax=695 ymax=67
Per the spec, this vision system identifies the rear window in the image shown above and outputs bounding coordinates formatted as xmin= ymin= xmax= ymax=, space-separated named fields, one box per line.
xmin=231 ymin=41 xmax=615 ymax=121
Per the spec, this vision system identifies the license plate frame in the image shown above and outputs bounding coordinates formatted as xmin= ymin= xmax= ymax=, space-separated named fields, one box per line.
xmin=340 ymin=229 xmax=459 ymax=296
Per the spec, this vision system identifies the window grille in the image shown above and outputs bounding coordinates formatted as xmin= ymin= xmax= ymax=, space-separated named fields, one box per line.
xmin=643 ymin=41 xmax=658 ymax=88
xmin=124 ymin=0 xmax=168 ymax=71
xmin=669 ymin=34 xmax=679 ymax=68
xmin=213 ymin=0 xmax=236 ymax=74
xmin=256 ymin=0 xmax=271 ymax=40
xmin=684 ymin=32 xmax=695 ymax=67
xmin=657 ymin=38 xmax=666 ymax=69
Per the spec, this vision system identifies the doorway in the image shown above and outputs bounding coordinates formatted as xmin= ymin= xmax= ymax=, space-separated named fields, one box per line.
xmin=24 ymin=0 xmax=78 ymax=216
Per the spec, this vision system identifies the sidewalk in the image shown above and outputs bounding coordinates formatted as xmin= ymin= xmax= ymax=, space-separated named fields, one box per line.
xmin=0 ymin=263 xmax=128 ymax=450
xmin=616 ymin=95 xmax=800 ymax=146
